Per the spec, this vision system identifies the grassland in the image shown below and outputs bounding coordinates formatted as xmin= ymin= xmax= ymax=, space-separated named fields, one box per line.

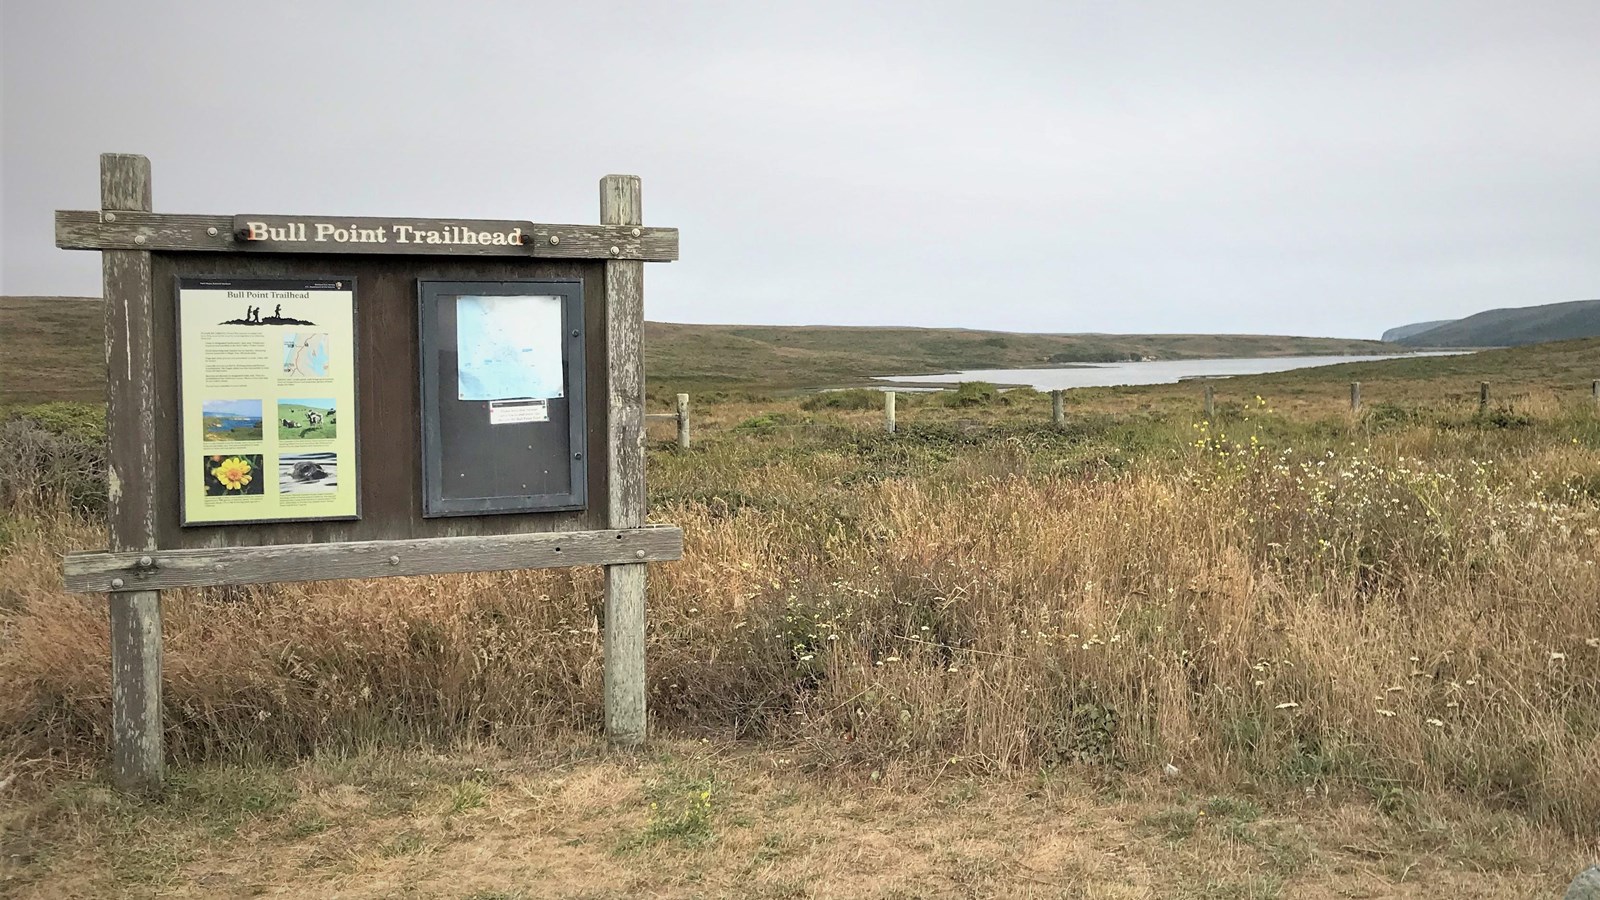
xmin=0 ymin=296 xmax=1399 ymax=404
xmin=0 ymin=297 xmax=104 ymax=405
xmin=3 ymin=338 xmax=1599 ymax=897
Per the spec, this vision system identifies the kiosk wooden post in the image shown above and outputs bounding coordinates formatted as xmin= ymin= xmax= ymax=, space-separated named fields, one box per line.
xmin=600 ymin=175 xmax=648 ymax=745
xmin=101 ymin=154 xmax=164 ymax=793
xmin=59 ymin=154 xmax=682 ymax=788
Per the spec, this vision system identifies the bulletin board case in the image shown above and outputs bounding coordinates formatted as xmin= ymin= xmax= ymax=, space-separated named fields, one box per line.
xmin=418 ymin=280 xmax=588 ymax=517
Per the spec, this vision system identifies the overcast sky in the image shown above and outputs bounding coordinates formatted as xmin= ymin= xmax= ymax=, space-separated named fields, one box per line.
xmin=3 ymin=1 xmax=1596 ymax=338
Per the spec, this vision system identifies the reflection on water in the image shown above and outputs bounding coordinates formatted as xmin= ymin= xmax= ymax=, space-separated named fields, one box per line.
xmin=876 ymin=353 xmax=1469 ymax=391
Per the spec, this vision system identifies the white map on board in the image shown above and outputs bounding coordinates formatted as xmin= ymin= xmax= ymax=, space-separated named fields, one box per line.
xmin=455 ymin=295 xmax=565 ymax=401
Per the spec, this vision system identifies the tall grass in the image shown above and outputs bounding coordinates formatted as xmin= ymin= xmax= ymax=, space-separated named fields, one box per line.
xmin=2 ymin=397 xmax=1598 ymax=833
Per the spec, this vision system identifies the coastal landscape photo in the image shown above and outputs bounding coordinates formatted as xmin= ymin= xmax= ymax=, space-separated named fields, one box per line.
xmin=200 ymin=398 xmax=263 ymax=442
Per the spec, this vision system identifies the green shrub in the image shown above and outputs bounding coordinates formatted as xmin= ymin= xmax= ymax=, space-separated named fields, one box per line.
xmin=733 ymin=412 xmax=806 ymax=433
xmin=999 ymin=386 xmax=1043 ymax=405
xmin=801 ymin=389 xmax=882 ymax=411
xmin=8 ymin=402 xmax=105 ymax=441
xmin=0 ymin=413 xmax=107 ymax=514
xmin=942 ymin=381 xmax=999 ymax=407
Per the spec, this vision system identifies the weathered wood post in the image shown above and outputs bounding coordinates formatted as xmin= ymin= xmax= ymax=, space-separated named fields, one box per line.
xmin=885 ymin=390 xmax=897 ymax=434
xmin=1203 ymin=383 xmax=1215 ymax=421
xmin=675 ymin=392 xmax=690 ymax=450
xmin=101 ymin=153 xmax=164 ymax=793
xmin=1051 ymin=389 xmax=1065 ymax=428
xmin=601 ymin=174 xmax=648 ymax=746
xmin=1592 ymin=379 xmax=1598 ymax=407
xmin=1350 ymin=381 xmax=1361 ymax=413
xmin=1479 ymin=381 xmax=1490 ymax=414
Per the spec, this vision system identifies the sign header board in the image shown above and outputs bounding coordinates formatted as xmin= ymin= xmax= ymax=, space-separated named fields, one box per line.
xmin=232 ymin=215 xmax=530 ymax=253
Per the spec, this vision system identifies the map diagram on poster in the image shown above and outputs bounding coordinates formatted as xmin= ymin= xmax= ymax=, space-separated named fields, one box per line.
xmin=455 ymin=294 xmax=565 ymax=401
xmin=282 ymin=332 xmax=330 ymax=377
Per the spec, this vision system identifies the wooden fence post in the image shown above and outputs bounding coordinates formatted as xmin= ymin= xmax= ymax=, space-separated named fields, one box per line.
xmin=101 ymin=153 xmax=164 ymax=793
xmin=675 ymin=392 xmax=690 ymax=450
xmin=600 ymin=174 xmax=647 ymax=746
xmin=885 ymin=390 xmax=897 ymax=434
xmin=1203 ymin=383 xmax=1215 ymax=421
xmin=1350 ymin=381 xmax=1361 ymax=413
xmin=1051 ymin=389 xmax=1064 ymax=428
xmin=1592 ymin=379 xmax=1598 ymax=406
xmin=1479 ymin=381 xmax=1490 ymax=414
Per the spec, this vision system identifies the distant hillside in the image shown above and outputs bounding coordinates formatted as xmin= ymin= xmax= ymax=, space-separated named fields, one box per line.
xmin=1 ymin=296 xmax=1398 ymax=403
xmin=1396 ymin=299 xmax=1600 ymax=348
xmin=0 ymin=296 xmax=104 ymax=405
xmin=1248 ymin=336 xmax=1600 ymax=389
xmin=1382 ymin=320 xmax=1454 ymax=342
xmin=642 ymin=323 xmax=1393 ymax=391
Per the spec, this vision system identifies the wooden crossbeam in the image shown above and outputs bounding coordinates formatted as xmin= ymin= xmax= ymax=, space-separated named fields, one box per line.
xmin=63 ymin=525 xmax=684 ymax=593
xmin=55 ymin=210 xmax=679 ymax=261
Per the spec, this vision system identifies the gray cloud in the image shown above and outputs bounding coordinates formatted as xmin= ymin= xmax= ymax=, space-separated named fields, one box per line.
xmin=3 ymin=0 xmax=1596 ymax=338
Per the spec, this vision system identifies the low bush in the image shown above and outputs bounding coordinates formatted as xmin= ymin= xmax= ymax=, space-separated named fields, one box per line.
xmin=801 ymin=389 xmax=882 ymax=411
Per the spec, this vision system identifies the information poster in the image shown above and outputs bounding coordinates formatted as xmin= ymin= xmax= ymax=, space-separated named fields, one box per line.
xmin=176 ymin=277 xmax=358 ymax=525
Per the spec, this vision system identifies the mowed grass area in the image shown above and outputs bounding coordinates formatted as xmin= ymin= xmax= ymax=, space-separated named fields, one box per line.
xmin=2 ymin=342 xmax=1599 ymax=897
xmin=3 ymin=741 xmax=1589 ymax=899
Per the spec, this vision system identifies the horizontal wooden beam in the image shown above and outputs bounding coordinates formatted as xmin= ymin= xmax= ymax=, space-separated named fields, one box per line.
xmin=55 ymin=210 xmax=679 ymax=261
xmin=63 ymin=525 xmax=683 ymax=593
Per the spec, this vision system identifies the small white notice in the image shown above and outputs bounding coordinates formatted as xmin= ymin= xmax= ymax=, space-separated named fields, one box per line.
xmin=489 ymin=399 xmax=549 ymax=425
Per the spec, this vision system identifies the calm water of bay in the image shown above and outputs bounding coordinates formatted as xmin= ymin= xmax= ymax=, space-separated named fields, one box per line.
xmin=875 ymin=352 xmax=1468 ymax=391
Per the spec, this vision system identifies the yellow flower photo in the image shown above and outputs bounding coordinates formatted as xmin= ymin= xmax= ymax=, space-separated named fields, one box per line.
xmin=204 ymin=454 xmax=264 ymax=497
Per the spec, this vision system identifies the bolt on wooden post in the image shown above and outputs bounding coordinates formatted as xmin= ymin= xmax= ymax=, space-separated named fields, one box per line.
xmin=885 ymin=390 xmax=897 ymax=434
xmin=1051 ymin=389 xmax=1065 ymax=428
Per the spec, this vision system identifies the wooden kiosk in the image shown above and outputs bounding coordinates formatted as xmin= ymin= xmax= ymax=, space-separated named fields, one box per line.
xmin=57 ymin=153 xmax=681 ymax=791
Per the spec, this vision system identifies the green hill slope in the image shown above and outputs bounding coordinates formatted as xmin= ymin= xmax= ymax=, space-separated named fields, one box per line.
xmin=2 ymin=296 xmax=1398 ymax=403
xmin=1397 ymin=299 xmax=1600 ymax=348
xmin=0 ymin=296 xmax=104 ymax=405
xmin=1381 ymin=319 xmax=1455 ymax=342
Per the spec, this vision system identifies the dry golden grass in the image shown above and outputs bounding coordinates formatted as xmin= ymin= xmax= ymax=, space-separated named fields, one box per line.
xmin=3 ymin=360 xmax=1600 ymax=896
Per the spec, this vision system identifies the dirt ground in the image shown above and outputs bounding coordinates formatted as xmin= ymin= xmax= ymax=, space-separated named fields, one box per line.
xmin=3 ymin=738 xmax=1594 ymax=899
